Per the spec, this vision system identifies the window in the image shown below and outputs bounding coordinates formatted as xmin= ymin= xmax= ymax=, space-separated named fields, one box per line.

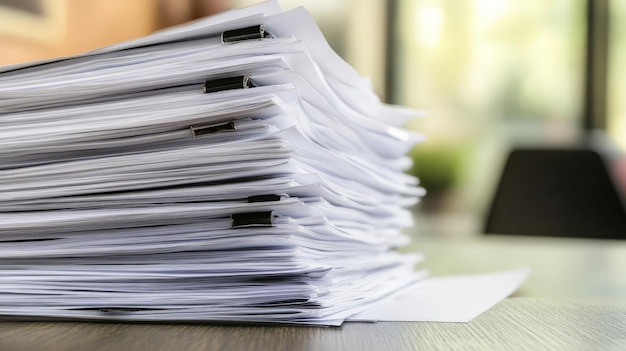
xmin=394 ymin=0 xmax=586 ymax=234
xmin=608 ymin=0 xmax=626 ymax=151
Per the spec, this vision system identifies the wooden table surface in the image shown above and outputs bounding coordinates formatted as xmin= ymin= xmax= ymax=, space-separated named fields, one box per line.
xmin=1 ymin=298 xmax=624 ymax=351
xmin=2 ymin=235 xmax=625 ymax=351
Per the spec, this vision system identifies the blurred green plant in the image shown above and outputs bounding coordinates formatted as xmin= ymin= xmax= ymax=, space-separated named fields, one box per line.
xmin=407 ymin=143 xmax=470 ymax=195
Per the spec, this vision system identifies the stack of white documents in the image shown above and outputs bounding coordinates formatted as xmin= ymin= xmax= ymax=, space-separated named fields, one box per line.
xmin=0 ymin=1 xmax=426 ymax=326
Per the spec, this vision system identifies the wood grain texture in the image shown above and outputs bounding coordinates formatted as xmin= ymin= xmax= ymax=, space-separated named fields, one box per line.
xmin=0 ymin=298 xmax=624 ymax=351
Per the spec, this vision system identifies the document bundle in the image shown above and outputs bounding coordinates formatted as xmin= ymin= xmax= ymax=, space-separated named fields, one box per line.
xmin=0 ymin=1 xmax=426 ymax=326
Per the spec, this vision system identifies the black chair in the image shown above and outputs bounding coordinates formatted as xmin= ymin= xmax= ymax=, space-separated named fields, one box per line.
xmin=484 ymin=148 xmax=626 ymax=239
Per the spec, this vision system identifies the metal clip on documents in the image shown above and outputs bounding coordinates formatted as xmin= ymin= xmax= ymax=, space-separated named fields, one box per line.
xmin=190 ymin=120 xmax=237 ymax=137
xmin=231 ymin=211 xmax=275 ymax=228
xmin=247 ymin=194 xmax=283 ymax=203
xmin=203 ymin=75 xmax=257 ymax=93
xmin=221 ymin=24 xmax=270 ymax=44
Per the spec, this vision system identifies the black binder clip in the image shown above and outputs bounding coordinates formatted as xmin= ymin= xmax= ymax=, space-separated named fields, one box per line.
xmin=247 ymin=194 xmax=282 ymax=203
xmin=221 ymin=24 xmax=269 ymax=44
xmin=97 ymin=307 xmax=145 ymax=313
xmin=231 ymin=211 xmax=275 ymax=228
xmin=74 ymin=307 xmax=148 ymax=314
xmin=203 ymin=75 xmax=257 ymax=93
xmin=190 ymin=120 xmax=237 ymax=137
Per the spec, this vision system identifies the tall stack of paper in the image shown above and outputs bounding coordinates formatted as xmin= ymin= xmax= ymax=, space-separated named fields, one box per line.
xmin=0 ymin=1 xmax=425 ymax=326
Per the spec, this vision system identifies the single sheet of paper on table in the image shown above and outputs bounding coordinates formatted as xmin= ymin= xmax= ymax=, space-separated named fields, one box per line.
xmin=348 ymin=268 xmax=531 ymax=323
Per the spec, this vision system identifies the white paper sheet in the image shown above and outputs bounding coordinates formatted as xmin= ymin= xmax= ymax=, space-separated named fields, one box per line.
xmin=348 ymin=268 xmax=531 ymax=323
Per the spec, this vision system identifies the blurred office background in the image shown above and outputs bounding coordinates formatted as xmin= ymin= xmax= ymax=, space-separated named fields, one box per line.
xmin=1 ymin=0 xmax=624 ymax=238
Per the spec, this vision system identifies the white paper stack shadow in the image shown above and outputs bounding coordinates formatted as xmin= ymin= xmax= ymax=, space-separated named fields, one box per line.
xmin=0 ymin=1 xmax=429 ymax=326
